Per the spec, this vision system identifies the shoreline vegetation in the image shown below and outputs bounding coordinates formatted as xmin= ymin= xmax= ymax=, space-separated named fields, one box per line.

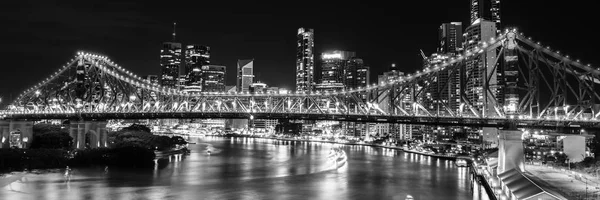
xmin=0 ymin=123 xmax=188 ymax=174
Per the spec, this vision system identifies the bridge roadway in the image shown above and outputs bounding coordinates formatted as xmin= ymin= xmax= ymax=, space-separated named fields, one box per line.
xmin=1 ymin=111 xmax=598 ymax=131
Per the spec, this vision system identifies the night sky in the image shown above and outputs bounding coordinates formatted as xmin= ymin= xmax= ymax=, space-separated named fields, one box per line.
xmin=1 ymin=0 xmax=599 ymax=106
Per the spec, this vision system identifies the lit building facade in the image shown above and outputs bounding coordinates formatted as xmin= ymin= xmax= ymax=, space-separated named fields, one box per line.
xmin=376 ymin=64 xmax=405 ymax=141
xmin=160 ymin=42 xmax=182 ymax=88
xmin=438 ymin=22 xmax=463 ymax=54
xmin=201 ymin=65 xmax=226 ymax=92
xmin=184 ymin=45 xmax=210 ymax=90
xmin=237 ymin=59 xmax=254 ymax=93
xmin=177 ymin=75 xmax=188 ymax=90
xmin=470 ymin=0 xmax=501 ymax=30
xmin=320 ymin=50 xmax=356 ymax=86
xmin=142 ymin=75 xmax=159 ymax=86
xmin=296 ymin=28 xmax=315 ymax=93
xmin=249 ymin=82 xmax=267 ymax=93
xmin=345 ymin=58 xmax=369 ymax=90
xmin=464 ymin=19 xmax=500 ymax=116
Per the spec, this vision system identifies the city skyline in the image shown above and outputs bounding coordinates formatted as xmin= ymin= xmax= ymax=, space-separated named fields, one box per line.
xmin=1 ymin=0 xmax=599 ymax=104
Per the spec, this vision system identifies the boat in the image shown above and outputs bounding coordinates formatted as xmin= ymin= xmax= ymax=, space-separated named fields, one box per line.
xmin=328 ymin=147 xmax=347 ymax=168
xmin=455 ymin=158 xmax=468 ymax=167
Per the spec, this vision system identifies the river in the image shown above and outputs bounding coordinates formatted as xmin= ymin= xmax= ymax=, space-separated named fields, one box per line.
xmin=0 ymin=136 xmax=480 ymax=200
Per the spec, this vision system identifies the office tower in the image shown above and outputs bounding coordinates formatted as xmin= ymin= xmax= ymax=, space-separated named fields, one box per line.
xmin=237 ymin=59 xmax=254 ymax=93
xmin=142 ymin=75 xmax=159 ymax=85
xmin=160 ymin=23 xmax=181 ymax=88
xmin=439 ymin=22 xmax=463 ymax=54
xmin=201 ymin=65 xmax=226 ymax=92
xmin=345 ymin=58 xmax=369 ymax=89
xmin=317 ymin=50 xmax=356 ymax=92
xmin=464 ymin=20 xmax=499 ymax=116
xmin=249 ymin=82 xmax=267 ymax=93
xmin=160 ymin=42 xmax=182 ymax=88
xmin=296 ymin=28 xmax=315 ymax=93
xmin=470 ymin=0 xmax=501 ymax=30
xmin=177 ymin=75 xmax=188 ymax=90
xmin=378 ymin=65 xmax=404 ymax=141
xmin=436 ymin=22 xmax=464 ymax=114
xmin=321 ymin=50 xmax=356 ymax=85
xmin=184 ymin=45 xmax=210 ymax=90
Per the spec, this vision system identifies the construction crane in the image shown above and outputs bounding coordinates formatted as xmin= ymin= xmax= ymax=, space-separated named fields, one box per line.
xmin=419 ymin=49 xmax=427 ymax=60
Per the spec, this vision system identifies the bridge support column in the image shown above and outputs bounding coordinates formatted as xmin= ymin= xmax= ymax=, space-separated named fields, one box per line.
xmin=0 ymin=121 xmax=9 ymax=148
xmin=69 ymin=120 xmax=108 ymax=149
xmin=563 ymin=135 xmax=586 ymax=163
xmin=498 ymin=130 xmax=525 ymax=174
xmin=0 ymin=121 xmax=34 ymax=149
xmin=69 ymin=121 xmax=85 ymax=149
xmin=84 ymin=121 xmax=107 ymax=148
xmin=481 ymin=127 xmax=499 ymax=149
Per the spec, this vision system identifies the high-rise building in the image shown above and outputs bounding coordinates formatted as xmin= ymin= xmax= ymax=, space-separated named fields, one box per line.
xmin=142 ymin=75 xmax=159 ymax=86
xmin=237 ymin=59 xmax=254 ymax=93
xmin=320 ymin=50 xmax=356 ymax=85
xmin=470 ymin=0 xmax=501 ymax=30
xmin=160 ymin=23 xmax=181 ymax=88
xmin=201 ymin=65 xmax=226 ymax=92
xmin=345 ymin=58 xmax=369 ymax=89
xmin=249 ymin=82 xmax=267 ymax=93
xmin=438 ymin=22 xmax=463 ymax=54
xmin=177 ymin=75 xmax=188 ymax=90
xmin=160 ymin=42 xmax=182 ymax=88
xmin=184 ymin=45 xmax=210 ymax=90
xmin=436 ymin=23 xmax=464 ymax=114
xmin=377 ymin=64 xmax=413 ymax=140
xmin=464 ymin=20 xmax=499 ymax=116
xmin=296 ymin=28 xmax=315 ymax=93
xmin=317 ymin=50 xmax=356 ymax=92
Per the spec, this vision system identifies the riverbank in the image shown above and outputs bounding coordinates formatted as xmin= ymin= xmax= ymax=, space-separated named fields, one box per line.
xmin=208 ymin=135 xmax=463 ymax=160
xmin=155 ymin=146 xmax=190 ymax=158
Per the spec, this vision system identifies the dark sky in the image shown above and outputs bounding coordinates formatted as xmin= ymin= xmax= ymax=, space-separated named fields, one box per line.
xmin=1 ymin=0 xmax=599 ymax=106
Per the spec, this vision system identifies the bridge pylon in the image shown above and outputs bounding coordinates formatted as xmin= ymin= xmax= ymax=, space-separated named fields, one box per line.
xmin=69 ymin=120 xmax=108 ymax=149
xmin=0 ymin=120 xmax=33 ymax=149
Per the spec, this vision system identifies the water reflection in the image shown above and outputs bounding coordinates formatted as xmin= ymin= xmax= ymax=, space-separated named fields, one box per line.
xmin=0 ymin=136 xmax=473 ymax=200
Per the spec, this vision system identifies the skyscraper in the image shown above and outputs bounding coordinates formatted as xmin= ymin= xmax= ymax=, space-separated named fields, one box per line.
xmin=318 ymin=50 xmax=356 ymax=92
xmin=433 ymin=22 xmax=463 ymax=114
xmin=160 ymin=23 xmax=182 ymax=88
xmin=377 ymin=64 xmax=406 ymax=141
xmin=184 ymin=45 xmax=210 ymax=90
xmin=345 ymin=58 xmax=369 ymax=89
xmin=470 ymin=0 xmax=501 ymax=30
xmin=296 ymin=28 xmax=315 ymax=93
xmin=142 ymin=75 xmax=159 ymax=86
xmin=438 ymin=22 xmax=463 ymax=54
xmin=160 ymin=42 xmax=182 ymax=88
xmin=237 ymin=59 xmax=254 ymax=92
xmin=201 ymin=65 xmax=226 ymax=92
xmin=464 ymin=20 xmax=499 ymax=116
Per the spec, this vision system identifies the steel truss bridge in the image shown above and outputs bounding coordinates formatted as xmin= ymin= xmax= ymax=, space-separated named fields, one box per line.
xmin=2 ymin=29 xmax=600 ymax=131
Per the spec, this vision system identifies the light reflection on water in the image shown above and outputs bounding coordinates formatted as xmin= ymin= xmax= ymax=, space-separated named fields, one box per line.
xmin=0 ymin=136 xmax=475 ymax=200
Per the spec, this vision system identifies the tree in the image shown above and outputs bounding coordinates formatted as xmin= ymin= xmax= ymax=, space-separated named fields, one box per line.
xmin=170 ymin=136 xmax=187 ymax=146
xmin=33 ymin=123 xmax=64 ymax=134
xmin=121 ymin=124 xmax=151 ymax=133
xmin=554 ymin=152 xmax=568 ymax=166
xmin=31 ymin=123 xmax=72 ymax=149
xmin=592 ymin=132 xmax=600 ymax=159
xmin=30 ymin=131 xmax=73 ymax=149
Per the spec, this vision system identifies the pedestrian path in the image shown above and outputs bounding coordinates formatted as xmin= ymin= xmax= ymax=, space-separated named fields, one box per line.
xmin=525 ymin=164 xmax=600 ymax=200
